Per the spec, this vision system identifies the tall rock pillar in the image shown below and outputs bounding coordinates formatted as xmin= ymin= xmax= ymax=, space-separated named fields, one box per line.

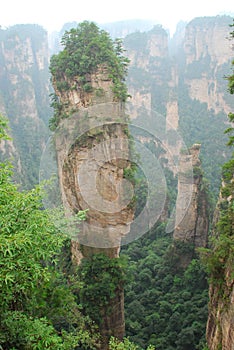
xmin=173 ymin=144 xmax=209 ymax=248
xmin=49 ymin=23 xmax=134 ymax=348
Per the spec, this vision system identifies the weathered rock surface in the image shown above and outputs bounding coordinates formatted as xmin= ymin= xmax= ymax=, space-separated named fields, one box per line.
xmin=53 ymin=64 xmax=134 ymax=347
xmin=183 ymin=16 xmax=233 ymax=114
xmin=206 ymin=270 xmax=234 ymax=350
xmin=206 ymin=182 xmax=234 ymax=350
xmin=184 ymin=17 xmax=232 ymax=66
xmin=173 ymin=144 xmax=209 ymax=248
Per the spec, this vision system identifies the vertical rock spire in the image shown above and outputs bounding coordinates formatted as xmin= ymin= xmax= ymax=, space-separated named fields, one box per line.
xmin=50 ymin=22 xmax=134 ymax=348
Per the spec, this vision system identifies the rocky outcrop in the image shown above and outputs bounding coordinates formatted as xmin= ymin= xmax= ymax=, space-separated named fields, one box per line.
xmin=173 ymin=144 xmax=209 ymax=248
xmin=51 ymin=65 xmax=115 ymax=114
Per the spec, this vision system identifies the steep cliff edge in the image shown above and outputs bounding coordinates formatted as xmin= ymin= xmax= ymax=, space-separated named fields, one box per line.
xmin=50 ymin=22 xmax=134 ymax=348
xmin=205 ymin=48 xmax=234 ymax=348
xmin=205 ymin=180 xmax=234 ymax=350
xmin=206 ymin=263 xmax=234 ymax=350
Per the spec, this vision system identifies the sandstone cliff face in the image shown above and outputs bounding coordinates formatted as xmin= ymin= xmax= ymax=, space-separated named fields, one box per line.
xmin=173 ymin=144 xmax=209 ymax=248
xmin=124 ymin=25 xmax=182 ymax=177
xmin=125 ymin=25 xmax=169 ymax=114
xmin=184 ymin=17 xmax=231 ymax=66
xmin=53 ymin=64 xmax=134 ymax=347
xmin=0 ymin=25 xmax=50 ymax=187
xmin=183 ymin=16 xmax=233 ymax=114
xmin=206 ymin=267 xmax=234 ymax=350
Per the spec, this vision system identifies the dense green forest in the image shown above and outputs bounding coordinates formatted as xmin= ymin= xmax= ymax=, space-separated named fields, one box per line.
xmin=122 ymin=228 xmax=209 ymax=349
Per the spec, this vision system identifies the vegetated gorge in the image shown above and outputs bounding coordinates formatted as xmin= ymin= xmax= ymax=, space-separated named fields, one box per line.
xmin=0 ymin=15 xmax=233 ymax=350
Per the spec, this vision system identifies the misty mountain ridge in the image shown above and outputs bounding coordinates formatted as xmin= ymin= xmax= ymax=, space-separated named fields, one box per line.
xmin=48 ymin=15 xmax=233 ymax=54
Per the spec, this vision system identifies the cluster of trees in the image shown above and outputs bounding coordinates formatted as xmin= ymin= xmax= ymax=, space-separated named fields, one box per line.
xmin=49 ymin=21 xmax=130 ymax=130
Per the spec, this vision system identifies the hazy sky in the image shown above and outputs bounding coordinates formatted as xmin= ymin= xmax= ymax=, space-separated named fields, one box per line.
xmin=0 ymin=0 xmax=233 ymax=35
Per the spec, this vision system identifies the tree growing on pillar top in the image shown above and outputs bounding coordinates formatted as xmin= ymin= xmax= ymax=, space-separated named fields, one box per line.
xmin=49 ymin=21 xmax=130 ymax=130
